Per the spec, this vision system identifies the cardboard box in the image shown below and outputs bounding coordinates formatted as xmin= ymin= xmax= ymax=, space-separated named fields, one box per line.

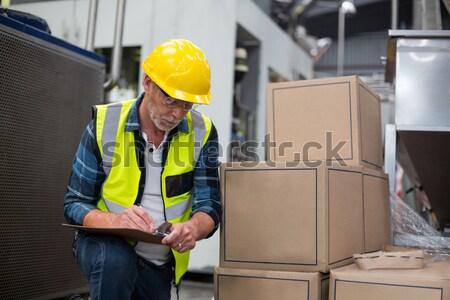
xmin=329 ymin=259 xmax=450 ymax=300
xmin=220 ymin=162 xmax=389 ymax=272
xmin=220 ymin=162 xmax=390 ymax=272
xmin=214 ymin=267 xmax=329 ymax=300
xmin=267 ymin=76 xmax=383 ymax=170
xmin=362 ymin=168 xmax=391 ymax=253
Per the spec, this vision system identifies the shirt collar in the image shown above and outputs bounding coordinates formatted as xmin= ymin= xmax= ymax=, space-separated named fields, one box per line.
xmin=125 ymin=93 xmax=189 ymax=134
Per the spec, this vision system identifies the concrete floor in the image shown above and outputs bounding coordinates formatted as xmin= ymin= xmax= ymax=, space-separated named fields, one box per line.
xmin=66 ymin=279 xmax=214 ymax=300
xmin=171 ymin=280 xmax=214 ymax=300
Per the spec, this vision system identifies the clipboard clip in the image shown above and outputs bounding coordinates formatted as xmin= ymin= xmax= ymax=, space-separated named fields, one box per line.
xmin=154 ymin=221 xmax=172 ymax=237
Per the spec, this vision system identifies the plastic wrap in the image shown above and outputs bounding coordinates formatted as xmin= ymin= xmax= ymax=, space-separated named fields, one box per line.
xmin=390 ymin=192 xmax=450 ymax=262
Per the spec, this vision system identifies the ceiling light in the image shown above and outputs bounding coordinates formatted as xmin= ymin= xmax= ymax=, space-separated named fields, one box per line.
xmin=340 ymin=0 xmax=356 ymax=14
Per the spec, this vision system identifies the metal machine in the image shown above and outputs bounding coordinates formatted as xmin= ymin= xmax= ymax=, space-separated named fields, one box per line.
xmin=0 ymin=13 xmax=105 ymax=299
xmin=385 ymin=30 xmax=450 ymax=229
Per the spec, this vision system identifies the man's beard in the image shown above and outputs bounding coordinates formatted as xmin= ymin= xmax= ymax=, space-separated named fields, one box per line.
xmin=150 ymin=109 xmax=179 ymax=132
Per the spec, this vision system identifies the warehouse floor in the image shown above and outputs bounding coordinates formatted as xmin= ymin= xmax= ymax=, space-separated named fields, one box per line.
xmin=171 ymin=280 xmax=214 ymax=300
xmin=67 ymin=279 xmax=214 ymax=300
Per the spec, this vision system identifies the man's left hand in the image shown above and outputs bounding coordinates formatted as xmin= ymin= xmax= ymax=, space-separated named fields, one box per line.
xmin=162 ymin=221 xmax=197 ymax=253
xmin=161 ymin=212 xmax=214 ymax=253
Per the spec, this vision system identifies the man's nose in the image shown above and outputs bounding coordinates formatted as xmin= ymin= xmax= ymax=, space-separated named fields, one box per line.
xmin=171 ymin=107 xmax=186 ymax=120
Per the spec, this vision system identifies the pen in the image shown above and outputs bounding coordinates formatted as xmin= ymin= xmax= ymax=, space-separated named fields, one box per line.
xmin=137 ymin=204 xmax=171 ymax=236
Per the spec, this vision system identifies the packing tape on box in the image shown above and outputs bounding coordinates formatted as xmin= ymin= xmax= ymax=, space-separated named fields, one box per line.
xmin=353 ymin=248 xmax=425 ymax=270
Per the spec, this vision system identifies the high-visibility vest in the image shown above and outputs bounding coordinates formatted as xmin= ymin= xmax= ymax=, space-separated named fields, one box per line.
xmin=94 ymin=99 xmax=212 ymax=284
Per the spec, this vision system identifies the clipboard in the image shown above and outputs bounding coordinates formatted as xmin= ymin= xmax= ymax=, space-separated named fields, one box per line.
xmin=62 ymin=223 xmax=167 ymax=244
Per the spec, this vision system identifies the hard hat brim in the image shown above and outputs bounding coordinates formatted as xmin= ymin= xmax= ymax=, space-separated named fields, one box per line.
xmin=159 ymin=82 xmax=211 ymax=105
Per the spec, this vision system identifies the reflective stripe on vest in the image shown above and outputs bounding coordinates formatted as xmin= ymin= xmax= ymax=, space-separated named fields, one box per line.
xmin=94 ymin=99 xmax=212 ymax=284
xmin=190 ymin=110 xmax=206 ymax=164
xmin=101 ymin=103 xmax=122 ymax=176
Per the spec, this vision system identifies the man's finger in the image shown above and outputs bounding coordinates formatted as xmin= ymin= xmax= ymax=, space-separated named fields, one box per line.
xmin=134 ymin=205 xmax=154 ymax=225
xmin=125 ymin=206 xmax=154 ymax=230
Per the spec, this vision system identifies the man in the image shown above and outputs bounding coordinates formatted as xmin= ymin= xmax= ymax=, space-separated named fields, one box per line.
xmin=64 ymin=39 xmax=221 ymax=300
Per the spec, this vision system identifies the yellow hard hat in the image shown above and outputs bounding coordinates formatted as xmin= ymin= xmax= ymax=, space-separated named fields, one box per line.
xmin=142 ymin=39 xmax=211 ymax=104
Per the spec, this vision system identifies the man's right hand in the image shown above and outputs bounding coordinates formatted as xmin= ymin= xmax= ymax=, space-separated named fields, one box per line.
xmin=82 ymin=205 xmax=156 ymax=232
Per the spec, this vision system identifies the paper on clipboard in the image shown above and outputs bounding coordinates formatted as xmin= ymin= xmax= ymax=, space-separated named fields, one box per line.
xmin=62 ymin=223 xmax=171 ymax=244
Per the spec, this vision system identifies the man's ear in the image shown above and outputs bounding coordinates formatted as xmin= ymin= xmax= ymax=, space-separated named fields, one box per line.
xmin=142 ymin=75 xmax=152 ymax=93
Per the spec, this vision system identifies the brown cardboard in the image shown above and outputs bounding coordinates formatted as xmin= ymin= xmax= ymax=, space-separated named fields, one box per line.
xmin=353 ymin=249 xmax=425 ymax=270
xmin=267 ymin=76 xmax=382 ymax=170
xmin=329 ymin=259 xmax=450 ymax=300
xmin=214 ymin=267 xmax=329 ymax=300
xmin=362 ymin=168 xmax=391 ymax=253
xmin=220 ymin=161 xmax=365 ymax=272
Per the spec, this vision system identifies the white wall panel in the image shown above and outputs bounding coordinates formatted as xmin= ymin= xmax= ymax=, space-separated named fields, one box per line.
xmin=11 ymin=0 xmax=88 ymax=46
xmin=10 ymin=0 xmax=153 ymax=48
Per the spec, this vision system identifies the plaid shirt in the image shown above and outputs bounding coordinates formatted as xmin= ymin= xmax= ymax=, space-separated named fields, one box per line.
xmin=64 ymin=95 xmax=222 ymax=234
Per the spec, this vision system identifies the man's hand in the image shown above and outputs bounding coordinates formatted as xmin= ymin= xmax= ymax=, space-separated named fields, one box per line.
xmin=162 ymin=221 xmax=197 ymax=253
xmin=114 ymin=205 xmax=156 ymax=231
xmin=83 ymin=205 xmax=156 ymax=232
xmin=161 ymin=212 xmax=214 ymax=253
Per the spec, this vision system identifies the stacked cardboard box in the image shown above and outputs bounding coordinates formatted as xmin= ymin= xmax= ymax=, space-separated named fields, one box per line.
xmin=219 ymin=163 xmax=390 ymax=272
xmin=215 ymin=76 xmax=390 ymax=300
xmin=215 ymin=266 xmax=330 ymax=300
xmin=266 ymin=76 xmax=383 ymax=170
xmin=329 ymin=258 xmax=450 ymax=300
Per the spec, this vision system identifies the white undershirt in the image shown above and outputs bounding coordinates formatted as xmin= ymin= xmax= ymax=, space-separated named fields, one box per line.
xmin=134 ymin=132 xmax=171 ymax=265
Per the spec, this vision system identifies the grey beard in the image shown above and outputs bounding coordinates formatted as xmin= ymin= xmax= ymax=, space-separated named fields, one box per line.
xmin=150 ymin=111 xmax=178 ymax=132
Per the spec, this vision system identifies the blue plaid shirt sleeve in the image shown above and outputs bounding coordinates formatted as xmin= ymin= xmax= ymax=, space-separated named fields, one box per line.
xmin=191 ymin=124 xmax=222 ymax=235
xmin=64 ymin=120 xmax=105 ymax=225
